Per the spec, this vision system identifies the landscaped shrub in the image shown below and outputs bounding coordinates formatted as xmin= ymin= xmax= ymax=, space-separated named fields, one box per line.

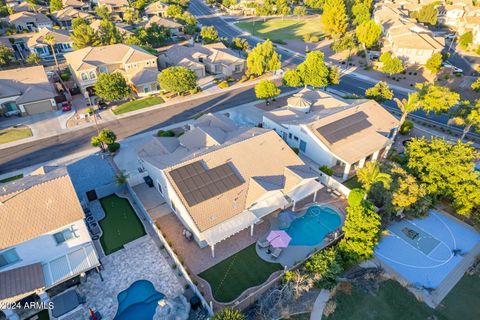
xmin=348 ymin=188 xmax=365 ymax=207
xmin=213 ymin=308 xmax=246 ymax=320
xmin=305 ymin=247 xmax=344 ymax=289
xmin=319 ymin=165 xmax=334 ymax=176
xmin=60 ymin=70 xmax=71 ymax=81
xmin=157 ymin=130 xmax=175 ymax=137
xmin=218 ymin=81 xmax=229 ymax=89
xmin=226 ymin=76 xmax=235 ymax=82
xmin=399 ymin=120 xmax=413 ymax=135
xmin=107 ymin=142 xmax=120 ymax=153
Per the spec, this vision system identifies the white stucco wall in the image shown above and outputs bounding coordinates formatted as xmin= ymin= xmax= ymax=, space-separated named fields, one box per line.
xmin=0 ymin=219 xmax=93 ymax=273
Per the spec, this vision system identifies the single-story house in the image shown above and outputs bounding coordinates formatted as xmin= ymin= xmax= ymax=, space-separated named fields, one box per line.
xmin=158 ymin=42 xmax=245 ymax=78
xmin=144 ymin=1 xmax=169 ymax=18
xmin=5 ymin=11 xmax=52 ymax=32
xmin=50 ymin=7 xmax=94 ymax=29
xmin=262 ymin=89 xmax=400 ymax=180
xmin=0 ymin=66 xmax=57 ymax=116
xmin=138 ymin=113 xmax=323 ymax=256
xmin=0 ymin=167 xmax=100 ymax=320
xmin=140 ymin=16 xmax=183 ymax=36
xmin=26 ymin=27 xmax=73 ymax=60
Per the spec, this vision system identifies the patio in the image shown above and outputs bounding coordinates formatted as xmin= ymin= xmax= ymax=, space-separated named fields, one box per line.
xmin=74 ymin=236 xmax=187 ymax=320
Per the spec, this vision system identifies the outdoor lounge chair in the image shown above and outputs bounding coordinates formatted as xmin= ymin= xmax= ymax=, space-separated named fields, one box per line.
xmin=271 ymin=248 xmax=283 ymax=259
xmin=257 ymin=239 xmax=270 ymax=248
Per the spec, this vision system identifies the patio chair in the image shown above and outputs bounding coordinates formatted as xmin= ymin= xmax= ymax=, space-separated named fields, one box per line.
xmin=257 ymin=239 xmax=270 ymax=248
xmin=271 ymin=248 xmax=283 ymax=259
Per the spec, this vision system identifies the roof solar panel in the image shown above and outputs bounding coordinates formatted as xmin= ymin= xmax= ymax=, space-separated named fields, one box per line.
xmin=317 ymin=111 xmax=371 ymax=144
xmin=169 ymin=161 xmax=243 ymax=206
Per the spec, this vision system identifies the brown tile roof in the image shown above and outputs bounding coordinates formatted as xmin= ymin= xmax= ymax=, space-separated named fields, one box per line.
xmin=50 ymin=7 xmax=93 ymax=21
xmin=27 ymin=27 xmax=71 ymax=47
xmin=0 ymin=263 xmax=45 ymax=303
xmin=0 ymin=168 xmax=85 ymax=250
xmin=6 ymin=11 xmax=51 ymax=25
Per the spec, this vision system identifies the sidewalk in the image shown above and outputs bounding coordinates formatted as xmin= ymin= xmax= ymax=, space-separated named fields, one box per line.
xmin=310 ymin=289 xmax=330 ymax=320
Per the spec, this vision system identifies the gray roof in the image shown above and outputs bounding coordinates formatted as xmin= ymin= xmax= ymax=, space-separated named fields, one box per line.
xmin=130 ymin=67 xmax=159 ymax=86
xmin=0 ymin=263 xmax=45 ymax=302
xmin=0 ymin=66 xmax=55 ymax=104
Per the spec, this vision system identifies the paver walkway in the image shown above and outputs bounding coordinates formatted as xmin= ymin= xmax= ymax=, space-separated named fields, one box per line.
xmin=310 ymin=289 xmax=330 ymax=320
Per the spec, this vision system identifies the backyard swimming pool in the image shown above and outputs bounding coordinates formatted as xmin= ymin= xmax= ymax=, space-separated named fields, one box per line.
xmin=114 ymin=280 xmax=165 ymax=320
xmin=285 ymin=205 xmax=342 ymax=246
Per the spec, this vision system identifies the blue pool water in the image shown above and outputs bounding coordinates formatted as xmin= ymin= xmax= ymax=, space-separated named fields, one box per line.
xmin=114 ymin=280 xmax=165 ymax=320
xmin=285 ymin=205 xmax=342 ymax=246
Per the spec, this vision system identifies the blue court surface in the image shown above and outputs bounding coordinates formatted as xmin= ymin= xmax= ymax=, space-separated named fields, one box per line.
xmin=375 ymin=211 xmax=480 ymax=289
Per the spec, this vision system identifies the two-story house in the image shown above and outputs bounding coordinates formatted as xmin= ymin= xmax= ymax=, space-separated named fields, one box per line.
xmin=26 ymin=27 xmax=74 ymax=60
xmin=96 ymin=0 xmax=129 ymax=20
xmin=159 ymin=43 xmax=246 ymax=78
xmin=64 ymin=44 xmax=160 ymax=97
xmin=5 ymin=11 xmax=52 ymax=32
xmin=0 ymin=167 xmax=100 ymax=320
xmin=0 ymin=66 xmax=57 ymax=116
xmin=262 ymin=89 xmax=399 ymax=180
xmin=50 ymin=7 xmax=94 ymax=29
xmin=144 ymin=1 xmax=169 ymax=18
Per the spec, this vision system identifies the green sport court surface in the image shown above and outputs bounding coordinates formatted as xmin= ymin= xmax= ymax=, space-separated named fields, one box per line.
xmin=392 ymin=221 xmax=440 ymax=255
xmin=99 ymin=194 xmax=146 ymax=255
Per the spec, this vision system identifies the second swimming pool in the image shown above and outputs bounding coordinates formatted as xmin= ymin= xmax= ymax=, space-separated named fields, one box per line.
xmin=285 ymin=205 xmax=342 ymax=246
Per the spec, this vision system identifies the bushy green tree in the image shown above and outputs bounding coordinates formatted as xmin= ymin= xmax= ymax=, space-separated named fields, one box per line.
xmin=254 ymin=80 xmax=281 ymax=102
xmin=98 ymin=19 xmax=124 ymax=45
xmin=283 ymin=69 xmax=303 ymax=87
xmin=390 ymin=166 xmax=425 ymax=212
xmin=95 ymin=5 xmax=111 ymax=20
xmin=297 ymin=51 xmax=330 ymax=87
xmin=94 ymin=73 xmax=131 ymax=102
xmin=449 ymin=99 xmax=480 ymax=141
xmin=158 ymin=66 xmax=197 ymax=93
xmin=71 ymin=18 xmax=100 ymax=49
xmin=458 ymin=31 xmax=473 ymax=50
xmin=222 ymin=0 xmax=236 ymax=7
xmin=0 ymin=44 xmax=14 ymax=66
xmin=328 ymin=65 xmax=341 ymax=85
xmin=415 ymin=82 xmax=460 ymax=114
xmin=406 ymin=138 xmax=480 ymax=216
xmin=356 ymin=20 xmax=381 ymax=49
xmin=339 ymin=203 xmax=381 ymax=264
xmin=136 ymin=23 xmax=170 ymax=48
xmin=200 ymin=26 xmax=219 ymax=44
xmin=305 ymin=247 xmax=343 ymax=289
xmin=379 ymin=52 xmax=404 ymax=75
xmin=322 ymin=0 xmax=349 ymax=38
xmin=49 ymin=0 xmax=63 ymax=12
xmin=411 ymin=4 xmax=437 ymax=26
xmin=472 ymin=78 xmax=480 ymax=92
xmin=91 ymin=128 xmax=118 ymax=152
xmin=229 ymin=37 xmax=249 ymax=51
xmin=348 ymin=188 xmax=366 ymax=206
xmin=212 ymin=308 xmax=246 ymax=320
xmin=246 ymin=40 xmax=281 ymax=76
xmin=425 ymin=52 xmax=443 ymax=74
xmin=293 ymin=5 xmax=307 ymax=16
xmin=166 ymin=4 xmax=184 ymax=18
xmin=352 ymin=3 xmax=370 ymax=25
xmin=26 ymin=53 xmax=42 ymax=65
xmin=304 ymin=0 xmax=325 ymax=9
xmin=365 ymin=81 xmax=393 ymax=102
xmin=331 ymin=32 xmax=356 ymax=53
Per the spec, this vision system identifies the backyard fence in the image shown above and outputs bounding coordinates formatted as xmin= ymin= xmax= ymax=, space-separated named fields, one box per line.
xmin=318 ymin=172 xmax=351 ymax=197
xmin=127 ymin=184 xmax=214 ymax=317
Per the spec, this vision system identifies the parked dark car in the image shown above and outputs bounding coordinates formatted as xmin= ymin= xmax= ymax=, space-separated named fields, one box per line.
xmin=96 ymin=99 xmax=107 ymax=110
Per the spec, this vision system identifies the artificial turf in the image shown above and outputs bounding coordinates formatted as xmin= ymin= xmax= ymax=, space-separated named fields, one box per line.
xmin=0 ymin=173 xmax=23 ymax=183
xmin=326 ymin=275 xmax=480 ymax=320
xmin=99 ymin=194 xmax=146 ymax=255
xmin=198 ymin=244 xmax=283 ymax=303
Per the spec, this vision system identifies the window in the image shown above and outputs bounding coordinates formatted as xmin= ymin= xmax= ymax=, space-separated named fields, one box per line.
xmin=300 ymin=140 xmax=307 ymax=153
xmin=214 ymin=65 xmax=221 ymax=73
xmin=89 ymin=71 xmax=96 ymax=79
xmin=53 ymin=228 xmax=75 ymax=245
xmin=294 ymin=136 xmax=299 ymax=141
xmin=198 ymin=57 xmax=204 ymax=63
xmin=234 ymin=64 xmax=241 ymax=72
xmin=81 ymin=73 xmax=88 ymax=81
xmin=144 ymin=86 xmax=149 ymax=93
xmin=0 ymin=249 xmax=20 ymax=268
xmin=288 ymin=133 xmax=292 ymax=139
xmin=99 ymin=66 xmax=108 ymax=73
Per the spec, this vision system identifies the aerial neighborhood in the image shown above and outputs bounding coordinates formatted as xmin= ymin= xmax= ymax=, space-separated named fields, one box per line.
xmin=0 ymin=0 xmax=479 ymax=320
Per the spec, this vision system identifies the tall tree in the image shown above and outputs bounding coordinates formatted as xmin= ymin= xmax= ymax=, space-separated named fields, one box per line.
xmin=356 ymin=19 xmax=381 ymax=49
xmin=71 ymin=18 xmax=100 ymax=49
xmin=406 ymin=138 xmax=480 ymax=216
xmin=352 ymin=3 xmax=370 ymax=25
xmin=95 ymin=5 xmax=111 ymax=20
xmin=0 ymin=44 xmax=14 ymax=67
xmin=449 ymin=99 xmax=480 ymax=141
xmin=200 ymin=26 xmax=219 ymax=44
xmin=365 ymin=81 xmax=393 ymax=102
xmin=94 ymin=73 xmax=131 ymax=102
xmin=425 ymin=52 xmax=443 ymax=74
xmin=322 ymin=0 xmax=349 ymax=38
xmin=394 ymin=93 xmax=419 ymax=128
xmin=379 ymin=52 xmax=404 ymax=75
xmin=254 ymin=80 xmax=281 ymax=103
xmin=357 ymin=161 xmax=392 ymax=195
xmin=166 ymin=4 xmax=183 ymax=18
xmin=44 ymin=34 xmax=59 ymax=71
xmin=246 ymin=40 xmax=281 ymax=76
xmin=158 ymin=66 xmax=197 ymax=93
xmin=297 ymin=50 xmax=330 ymax=88
xmin=471 ymin=78 xmax=480 ymax=92
xmin=415 ymin=82 xmax=460 ymax=114
xmin=98 ymin=19 xmax=123 ymax=45
xmin=390 ymin=166 xmax=425 ymax=213
xmin=283 ymin=68 xmax=302 ymax=87
xmin=411 ymin=3 xmax=437 ymax=26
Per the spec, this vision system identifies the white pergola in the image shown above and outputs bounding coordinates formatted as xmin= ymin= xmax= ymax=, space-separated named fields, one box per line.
xmin=287 ymin=179 xmax=324 ymax=211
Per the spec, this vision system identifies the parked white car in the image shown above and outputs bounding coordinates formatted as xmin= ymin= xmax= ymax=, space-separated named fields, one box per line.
xmin=442 ymin=62 xmax=463 ymax=73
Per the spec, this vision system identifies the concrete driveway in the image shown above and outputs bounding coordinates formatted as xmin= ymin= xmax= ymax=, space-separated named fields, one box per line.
xmin=0 ymin=109 xmax=72 ymax=137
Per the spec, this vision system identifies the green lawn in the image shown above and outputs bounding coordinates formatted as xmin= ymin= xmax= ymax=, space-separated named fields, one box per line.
xmin=326 ymin=276 xmax=480 ymax=320
xmin=99 ymin=194 xmax=146 ymax=255
xmin=112 ymin=96 xmax=164 ymax=115
xmin=283 ymin=313 xmax=311 ymax=320
xmin=236 ymin=17 xmax=323 ymax=41
xmin=198 ymin=244 xmax=283 ymax=303
xmin=0 ymin=173 xmax=23 ymax=183
xmin=343 ymin=175 xmax=362 ymax=189
xmin=0 ymin=126 xmax=32 ymax=144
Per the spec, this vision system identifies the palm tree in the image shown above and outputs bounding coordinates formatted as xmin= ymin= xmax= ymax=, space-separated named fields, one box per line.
xmin=43 ymin=34 xmax=59 ymax=71
xmin=394 ymin=92 xmax=419 ymax=129
xmin=448 ymin=100 xmax=480 ymax=141
xmin=114 ymin=170 xmax=129 ymax=185
xmin=357 ymin=162 xmax=392 ymax=196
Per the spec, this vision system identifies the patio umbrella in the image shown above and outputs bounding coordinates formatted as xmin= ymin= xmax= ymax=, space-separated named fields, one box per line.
xmin=279 ymin=211 xmax=297 ymax=228
xmin=267 ymin=230 xmax=292 ymax=248
xmin=89 ymin=308 xmax=97 ymax=320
